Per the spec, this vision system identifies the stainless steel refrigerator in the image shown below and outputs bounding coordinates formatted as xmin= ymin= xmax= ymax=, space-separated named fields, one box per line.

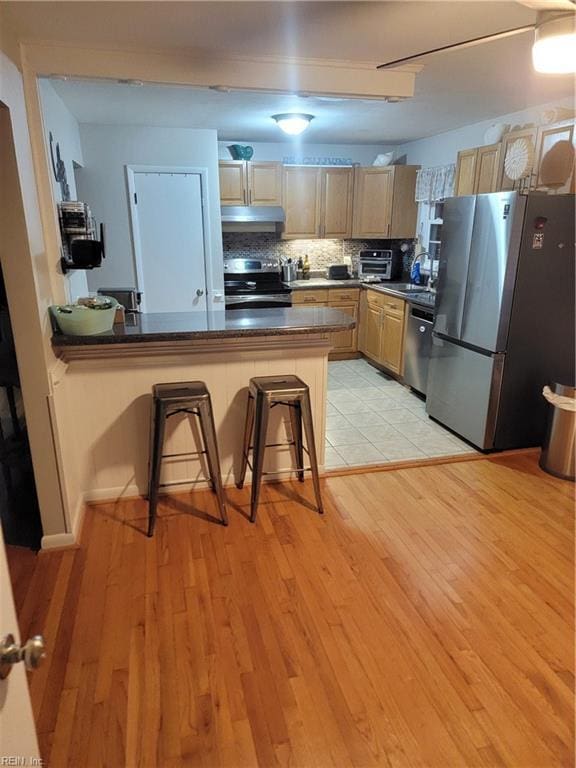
xmin=426 ymin=191 xmax=575 ymax=450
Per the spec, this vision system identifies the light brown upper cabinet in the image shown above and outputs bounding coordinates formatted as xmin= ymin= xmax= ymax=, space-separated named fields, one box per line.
xmin=219 ymin=160 xmax=283 ymax=206
xmin=455 ymin=144 xmax=502 ymax=196
xmin=283 ymin=166 xmax=322 ymax=239
xmin=321 ymin=167 xmax=354 ymax=238
xmin=248 ymin=162 xmax=283 ymax=205
xmin=352 ymin=166 xmax=419 ymax=239
xmin=283 ymin=166 xmax=354 ymax=239
xmin=474 ymin=143 xmax=501 ymax=194
xmin=454 ymin=148 xmax=478 ymax=196
xmin=219 ymin=160 xmax=247 ymax=205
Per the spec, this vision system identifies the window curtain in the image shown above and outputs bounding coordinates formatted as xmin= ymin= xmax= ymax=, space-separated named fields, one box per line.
xmin=415 ymin=164 xmax=455 ymax=203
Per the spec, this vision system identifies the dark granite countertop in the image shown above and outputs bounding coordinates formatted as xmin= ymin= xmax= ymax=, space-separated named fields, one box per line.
xmin=51 ymin=307 xmax=355 ymax=347
xmin=362 ymin=282 xmax=437 ymax=310
xmin=285 ymin=278 xmax=437 ymax=310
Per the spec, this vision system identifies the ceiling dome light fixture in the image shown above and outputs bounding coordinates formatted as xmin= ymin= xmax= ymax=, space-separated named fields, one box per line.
xmin=532 ymin=13 xmax=576 ymax=74
xmin=272 ymin=113 xmax=314 ymax=136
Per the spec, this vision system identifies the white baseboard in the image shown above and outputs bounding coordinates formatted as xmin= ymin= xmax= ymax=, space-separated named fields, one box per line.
xmin=40 ymin=532 xmax=77 ymax=550
xmin=83 ymin=484 xmax=143 ymax=503
xmin=71 ymin=495 xmax=86 ymax=541
xmin=80 ymin=470 xmax=306 ymax=507
xmin=46 ymin=470 xmax=312 ymax=548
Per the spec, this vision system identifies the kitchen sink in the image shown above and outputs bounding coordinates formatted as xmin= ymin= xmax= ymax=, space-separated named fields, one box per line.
xmin=363 ymin=281 xmax=435 ymax=299
xmin=387 ymin=283 xmax=433 ymax=295
xmin=401 ymin=287 xmax=432 ymax=294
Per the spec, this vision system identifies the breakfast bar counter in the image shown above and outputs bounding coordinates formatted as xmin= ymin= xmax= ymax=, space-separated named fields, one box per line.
xmin=51 ymin=306 xmax=354 ymax=354
xmin=49 ymin=307 xmax=353 ymax=534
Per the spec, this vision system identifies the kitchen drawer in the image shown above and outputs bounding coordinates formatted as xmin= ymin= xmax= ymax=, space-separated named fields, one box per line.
xmin=292 ymin=289 xmax=329 ymax=304
xmin=328 ymin=287 xmax=360 ymax=302
xmin=365 ymin=289 xmax=405 ymax=313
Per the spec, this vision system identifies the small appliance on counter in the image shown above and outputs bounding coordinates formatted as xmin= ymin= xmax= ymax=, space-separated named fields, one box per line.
xmin=97 ymin=287 xmax=142 ymax=313
xmin=358 ymin=249 xmax=403 ymax=281
xmin=327 ymin=264 xmax=351 ymax=280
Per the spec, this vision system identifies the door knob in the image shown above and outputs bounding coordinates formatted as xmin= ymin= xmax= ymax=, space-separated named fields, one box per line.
xmin=196 ymin=289 xmax=204 ymax=297
xmin=0 ymin=634 xmax=46 ymax=679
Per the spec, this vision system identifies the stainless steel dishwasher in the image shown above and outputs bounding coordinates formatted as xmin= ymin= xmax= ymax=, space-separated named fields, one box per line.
xmin=404 ymin=304 xmax=435 ymax=396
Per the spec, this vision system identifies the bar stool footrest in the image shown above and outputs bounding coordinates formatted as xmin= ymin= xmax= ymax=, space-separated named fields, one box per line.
xmin=161 ymin=450 xmax=207 ymax=459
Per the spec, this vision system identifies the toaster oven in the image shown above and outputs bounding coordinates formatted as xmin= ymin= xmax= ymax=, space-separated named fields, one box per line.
xmin=358 ymin=249 xmax=403 ymax=281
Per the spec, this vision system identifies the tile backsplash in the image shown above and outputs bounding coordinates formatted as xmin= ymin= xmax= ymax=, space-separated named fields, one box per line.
xmin=222 ymin=234 xmax=415 ymax=276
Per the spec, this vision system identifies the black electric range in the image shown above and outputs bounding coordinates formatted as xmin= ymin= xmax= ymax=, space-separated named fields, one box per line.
xmin=224 ymin=258 xmax=292 ymax=310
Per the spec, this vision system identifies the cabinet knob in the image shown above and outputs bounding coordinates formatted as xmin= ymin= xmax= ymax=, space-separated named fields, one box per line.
xmin=196 ymin=289 xmax=204 ymax=297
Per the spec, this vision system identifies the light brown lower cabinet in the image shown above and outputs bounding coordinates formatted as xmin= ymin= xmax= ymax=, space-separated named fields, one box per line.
xmin=359 ymin=289 xmax=406 ymax=376
xmin=380 ymin=310 xmax=405 ymax=374
xmin=328 ymin=302 xmax=358 ymax=357
xmin=292 ymin=287 xmax=359 ymax=358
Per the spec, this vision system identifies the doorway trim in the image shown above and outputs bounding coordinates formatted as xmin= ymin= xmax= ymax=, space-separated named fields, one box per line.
xmin=125 ymin=165 xmax=212 ymax=314
xmin=0 ymin=97 xmax=69 ymax=545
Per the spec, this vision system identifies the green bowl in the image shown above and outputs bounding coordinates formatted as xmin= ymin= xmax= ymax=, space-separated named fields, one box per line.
xmin=51 ymin=297 xmax=119 ymax=336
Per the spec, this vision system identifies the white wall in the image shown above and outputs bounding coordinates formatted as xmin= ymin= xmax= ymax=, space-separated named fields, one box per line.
xmin=218 ymin=140 xmax=395 ymax=165
xmin=76 ymin=125 xmax=224 ymax=305
xmin=38 ymin=78 xmax=88 ymax=300
xmin=394 ymin=97 xmax=574 ymax=168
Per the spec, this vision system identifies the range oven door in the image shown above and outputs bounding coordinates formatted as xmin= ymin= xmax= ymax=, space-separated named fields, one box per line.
xmin=225 ymin=293 xmax=292 ymax=310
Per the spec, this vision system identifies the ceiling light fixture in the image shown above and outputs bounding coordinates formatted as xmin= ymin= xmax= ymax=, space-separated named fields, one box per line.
xmin=532 ymin=13 xmax=576 ymax=74
xmin=272 ymin=113 xmax=314 ymax=136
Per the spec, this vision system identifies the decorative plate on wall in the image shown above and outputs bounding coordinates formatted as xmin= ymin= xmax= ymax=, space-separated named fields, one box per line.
xmin=504 ymin=137 xmax=535 ymax=180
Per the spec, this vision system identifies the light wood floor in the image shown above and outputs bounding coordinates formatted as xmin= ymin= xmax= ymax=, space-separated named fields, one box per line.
xmin=8 ymin=453 xmax=575 ymax=768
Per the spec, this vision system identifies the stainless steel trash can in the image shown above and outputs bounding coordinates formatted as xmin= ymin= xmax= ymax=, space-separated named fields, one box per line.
xmin=539 ymin=383 xmax=576 ymax=481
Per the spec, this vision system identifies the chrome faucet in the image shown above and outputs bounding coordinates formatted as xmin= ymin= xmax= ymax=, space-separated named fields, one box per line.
xmin=409 ymin=250 xmax=429 ymax=286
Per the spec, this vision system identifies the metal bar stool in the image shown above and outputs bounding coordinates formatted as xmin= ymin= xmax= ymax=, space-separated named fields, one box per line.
xmin=147 ymin=381 xmax=228 ymax=536
xmin=237 ymin=375 xmax=324 ymax=522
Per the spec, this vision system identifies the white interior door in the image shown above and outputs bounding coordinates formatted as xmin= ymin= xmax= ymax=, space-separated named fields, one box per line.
xmin=130 ymin=170 xmax=208 ymax=313
xmin=0 ymin=528 xmax=40 ymax=760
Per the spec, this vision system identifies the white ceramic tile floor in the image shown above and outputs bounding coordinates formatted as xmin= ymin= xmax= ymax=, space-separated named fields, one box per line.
xmin=324 ymin=359 xmax=478 ymax=469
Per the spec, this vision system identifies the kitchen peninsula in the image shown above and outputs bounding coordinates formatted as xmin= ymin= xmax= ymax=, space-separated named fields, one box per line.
xmin=49 ymin=307 xmax=354 ymax=537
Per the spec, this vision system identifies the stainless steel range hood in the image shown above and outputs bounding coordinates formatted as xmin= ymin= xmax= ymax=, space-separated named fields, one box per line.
xmin=221 ymin=205 xmax=285 ymax=232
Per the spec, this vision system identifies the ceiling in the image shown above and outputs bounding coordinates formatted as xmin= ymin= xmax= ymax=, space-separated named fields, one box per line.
xmin=5 ymin=1 xmax=575 ymax=144
xmin=0 ymin=1 xmax=546 ymax=60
